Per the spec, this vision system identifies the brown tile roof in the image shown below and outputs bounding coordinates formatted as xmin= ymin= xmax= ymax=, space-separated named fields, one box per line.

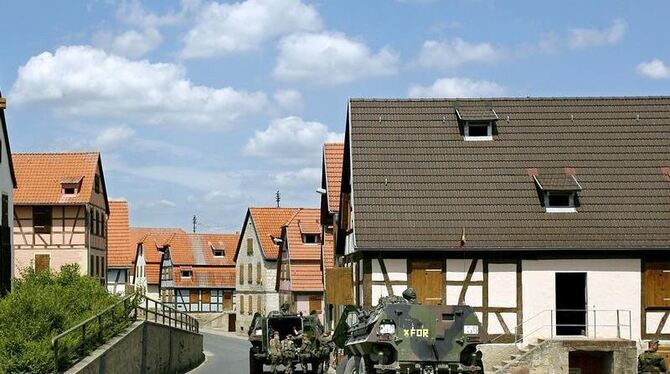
xmin=324 ymin=143 xmax=344 ymax=213
xmin=243 ymin=208 xmax=301 ymax=260
xmin=12 ymin=152 xmax=105 ymax=207
xmin=0 ymin=98 xmax=17 ymax=187
xmin=535 ymin=174 xmax=582 ymax=191
xmin=173 ymin=265 xmax=235 ymax=288
xmin=347 ymin=97 xmax=670 ymax=250
xmin=108 ymin=201 xmax=132 ymax=268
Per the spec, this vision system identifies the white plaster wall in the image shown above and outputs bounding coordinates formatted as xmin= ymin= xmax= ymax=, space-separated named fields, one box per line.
xmin=488 ymin=312 xmax=518 ymax=335
xmin=522 ymin=259 xmax=641 ymax=343
xmin=488 ymin=263 xmax=517 ymax=308
xmin=372 ymin=259 xmax=407 ymax=282
xmin=447 ymin=259 xmax=483 ymax=281
xmin=646 ymin=312 xmax=670 ymax=335
xmin=446 ymin=285 xmax=483 ymax=307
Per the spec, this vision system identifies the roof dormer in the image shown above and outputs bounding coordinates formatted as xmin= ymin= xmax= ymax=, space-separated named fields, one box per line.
xmin=534 ymin=174 xmax=582 ymax=213
xmin=455 ymin=107 xmax=499 ymax=141
xmin=60 ymin=176 xmax=83 ymax=196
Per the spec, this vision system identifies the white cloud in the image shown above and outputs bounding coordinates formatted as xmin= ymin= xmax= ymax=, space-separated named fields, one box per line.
xmin=569 ymin=19 xmax=627 ymax=49
xmin=274 ymin=32 xmax=399 ymax=84
xmin=244 ymin=116 xmax=343 ymax=164
xmin=636 ymin=59 xmax=670 ymax=79
xmin=93 ymin=125 xmax=136 ymax=150
xmin=117 ymin=0 xmax=185 ymax=29
xmin=273 ymin=89 xmax=304 ymax=111
xmin=11 ymin=45 xmax=267 ymax=129
xmin=273 ymin=167 xmax=320 ymax=187
xmin=415 ymin=38 xmax=499 ymax=68
xmin=408 ymin=77 xmax=506 ymax=98
xmin=181 ymin=0 xmax=322 ymax=58
xmin=159 ymin=199 xmax=177 ymax=207
xmin=107 ymin=28 xmax=163 ymax=58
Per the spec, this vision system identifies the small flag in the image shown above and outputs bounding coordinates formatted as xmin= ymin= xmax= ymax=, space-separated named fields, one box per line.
xmin=460 ymin=227 xmax=466 ymax=248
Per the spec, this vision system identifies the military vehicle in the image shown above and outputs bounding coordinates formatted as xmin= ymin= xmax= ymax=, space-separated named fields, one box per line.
xmin=333 ymin=295 xmax=487 ymax=374
xmin=248 ymin=307 xmax=327 ymax=373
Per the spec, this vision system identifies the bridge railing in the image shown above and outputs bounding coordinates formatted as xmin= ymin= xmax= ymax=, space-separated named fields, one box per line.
xmin=51 ymin=294 xmax=199 ymax=373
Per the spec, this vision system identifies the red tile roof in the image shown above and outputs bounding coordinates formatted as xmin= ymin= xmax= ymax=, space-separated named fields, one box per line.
xmin=108 ymin=200 xmax=132 ymax=268
xmin=324 ymin=143 xmax=344 ymax=213
xmin=13 ymin=152 xmax=105 ymax=207
xmin=322 ymin=232 xmax=335 ymax=269
xmin=278 ymin=209 xmax=324 ymax=292
xmin=130 ymin=227 xmax=185 ymax=284
xmin=244 ymin=208 xmax=301 ymax=260
xmin=173 ymin=265 xmax=236 ymax=288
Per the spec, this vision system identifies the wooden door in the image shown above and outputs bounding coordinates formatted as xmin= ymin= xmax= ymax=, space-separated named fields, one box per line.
xmin=35 ymin=254 xmax=50 ymax=273
xmin=410 ymin=260 xmax=444 ymax=305
xmin=228 ymin=313 xmax=236 ymax=332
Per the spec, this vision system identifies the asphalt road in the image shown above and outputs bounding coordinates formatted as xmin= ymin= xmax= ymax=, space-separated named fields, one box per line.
xmin=190 ymin=330 xmax=250 ymax=374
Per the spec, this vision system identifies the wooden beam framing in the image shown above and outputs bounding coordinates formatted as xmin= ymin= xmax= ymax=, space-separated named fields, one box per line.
xmin=362 ymin=258 xmax=372 ymax=307
xmin=495 ymin=312 xmax=511 ymax=335
xmin=377 ymin=258 xmax=395 ymax=296
xmin=655 ymin=311 xmax=670 ymax=337
xmin=458 ymin=259 xmax=478 ymax=305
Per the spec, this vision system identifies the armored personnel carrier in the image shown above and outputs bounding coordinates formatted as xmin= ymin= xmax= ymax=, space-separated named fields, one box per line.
xmin=248 ymin=307 xmax=326 ymax=373
xmin=333 ymin=294 xmax=487 ymax=374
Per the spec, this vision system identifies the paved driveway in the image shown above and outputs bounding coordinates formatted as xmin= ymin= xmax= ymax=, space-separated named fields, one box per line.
xmin=190 ymin=330 xmax=250 ymax=374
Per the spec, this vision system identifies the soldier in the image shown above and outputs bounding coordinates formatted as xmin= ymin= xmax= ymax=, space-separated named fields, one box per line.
xmin=280 ymin=302 xmax=291 ymax=314
xmin=268 ymin=330 xmax=282 ymax=374
xmin=402 ymin=288 xmax=418 ymax=304
xmin=317 ymin=331 xmax=334 ymax=374
xmin=282 ymin=335 xmax=297 ymax=374
xmin=299 ymin=333 xmax=313 ymax=372
xmin=639 ymin=340 xmax=667 ymax=373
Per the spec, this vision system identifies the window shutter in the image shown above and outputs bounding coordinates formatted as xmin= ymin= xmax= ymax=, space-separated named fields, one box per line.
xmin=309 ymin=295 xmax=322 ymax=314
xmin=247 ymin=238 xmax=253 ymax=255
xmin=248 ymin=295 xmax=253 ymax=315
xmin=240 ymin=294 xmax=245 ymax=314
xmin=35 ymin=254 xmax=50 ymax=273
xmin=190 ymin=290 xmax=199 ymax=304
xmin=257 ymin=295 xmax=262 ymax=314
xmin=247 ymin=263 xmax=253 ymax=284
xmin=201 ymin=290 xmax=211 ymax=304
xmin=256 ymin=263 xmax=261 ymax=284
xmin=224 ymin=291 xmax=233 ymax=310
xmin=239 ymin=266 xmax=244 ymax=284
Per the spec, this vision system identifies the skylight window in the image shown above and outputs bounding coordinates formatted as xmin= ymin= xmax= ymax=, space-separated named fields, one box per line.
xmin=464 ymin=121 xmax=493 ymax=141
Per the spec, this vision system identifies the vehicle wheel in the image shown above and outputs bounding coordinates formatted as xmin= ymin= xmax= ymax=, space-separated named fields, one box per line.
xmin=343 ymin=356 xmax=361 ymax=374
xmin=249 ymin=349 xmax=263 ymax=374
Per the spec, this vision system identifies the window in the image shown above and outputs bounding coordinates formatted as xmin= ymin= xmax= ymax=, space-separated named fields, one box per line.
xmin=545 ymin=191 xmax=577 ymax=213
xmin=190 ymin=290 xmax=199 ymax=304
xmin=464 ymin=121 xmax=493 ymax=141
xmin=33 ymin=206 xmax=52 ymax=234
xmin=101 ymin=258 xmax=105 ymax=276
xmin=257 ymin=295 xmax=262 ymax=314
xmin=224 ymin=291 xmax=233 ymax=310
xmin=303 ymin=234 xmax=320 ymax=244
xmin=94 ymin=175 xmax=101 ymax=194
xmin=90 ymin=255 xmax=94 ymax=276
xmin=256 ymin=263 xmax=261 ymax=284
xmin=247 ymin=263 xmax=253 ymax=284
xmin=201 ymin=290 xmax=211 ymax=304
xmin=246 ymin=238 xmax=253 ymax=255
xmin=181 ymin=270 xmax=192 ymax=278
xmin=95 ymin=256 xmax=99 ymax=276
xmin=213 ymin=250 xmax=224 ymax=257
xmin=35 ymin=254 xmax=50 ymax=273
xmin=248 ymin=295 xmax=253 ymax=315
xmin=239 ymin=266 xmax=244 ymax=285
xmin=240 ymin=294 xmax=245 ymax=314
xmin=63 ymin=187 xmax=76 ymax=195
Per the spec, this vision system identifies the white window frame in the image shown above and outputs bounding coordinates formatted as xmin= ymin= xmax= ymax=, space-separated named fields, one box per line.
xmin=213 ymin=250 xmax=224 ymax=258
xmin=181 ymin=270 xmax=193 ymax=278
xmin=464 ymin=121 xmax=493 ymax=141
xmin=302 ymin=234 xmax=320 ymax=245
xmin=544 ymin=191 xmax=577 ymax=213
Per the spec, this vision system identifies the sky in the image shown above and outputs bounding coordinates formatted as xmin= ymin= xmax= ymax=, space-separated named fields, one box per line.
xmin=0 ymin=0 xmax=668 ymax=233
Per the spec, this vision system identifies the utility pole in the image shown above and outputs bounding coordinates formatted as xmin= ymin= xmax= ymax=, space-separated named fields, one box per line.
xmin=192 ymin=215 xmax=197 ymax=233
xmin=275 ymin=190 xmax=281 ymax=208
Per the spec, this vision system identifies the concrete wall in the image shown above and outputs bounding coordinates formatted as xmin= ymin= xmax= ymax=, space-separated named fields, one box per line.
xmin=68 ymin=321 xmax=204 ymax=374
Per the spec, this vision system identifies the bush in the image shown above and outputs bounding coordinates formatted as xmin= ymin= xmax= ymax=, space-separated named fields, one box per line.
xmin=0 ymin=264 xmax=121 ymax=373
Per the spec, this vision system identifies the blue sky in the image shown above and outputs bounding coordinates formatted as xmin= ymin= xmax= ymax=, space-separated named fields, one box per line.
xmin=0 ymin=0 xmax=668 ymax=232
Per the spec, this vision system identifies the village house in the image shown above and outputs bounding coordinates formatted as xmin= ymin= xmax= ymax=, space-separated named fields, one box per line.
xmin=158 ymin=231 xmax=239 ymax=331
xmin=234 ymin=207 xmax=300 ymax=334
xmin=106 ymin=200 xmax=133 ymax=295
xmin=12 ymin=152 xmax=109 ymax=284
xmin=319 ymin=143 xmax=345 ymax=328
xmin=0 ymin=94 xmax=17 ymax=295
xmin=276 ymin=208 xmax=324 ymax=321
xmin=334 ymin=97 xmax=670 ymax=369
xmin=131 ymin=227 xmax=182 ymax=300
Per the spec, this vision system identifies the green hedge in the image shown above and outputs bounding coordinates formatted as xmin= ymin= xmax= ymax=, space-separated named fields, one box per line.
xmin=0 ymin=265 xmax=120 ymax=373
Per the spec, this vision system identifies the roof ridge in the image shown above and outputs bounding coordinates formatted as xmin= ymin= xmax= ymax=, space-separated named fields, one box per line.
xmin=13 ymin=151 xmax=101 ymax=155
xmin=349 ymin=96 xmax=670 ymax=102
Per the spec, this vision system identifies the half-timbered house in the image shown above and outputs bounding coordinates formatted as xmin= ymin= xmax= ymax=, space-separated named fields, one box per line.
xmin=131 ymin=227 xmax=181 ymax=300
xmin=107 ymin=200 xmax=133 ymax=295
xmin=12 ymin=152 xmax=109 ymax=284
xmin=0 ymin=94 xmax=17 ymax=295
xmin=276 ymin=208 xmax=324 ymax=320
xmin=234 ymin=207 xmax=300 ymax=334
xmin=158 ymin=232 xmax=239 ymax=318
xmin=335 ymin=97 xmax=670 ymax=344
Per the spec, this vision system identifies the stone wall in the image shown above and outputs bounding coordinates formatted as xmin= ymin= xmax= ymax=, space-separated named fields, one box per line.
xmin=67 ymin=321 xmax=204 ymax=374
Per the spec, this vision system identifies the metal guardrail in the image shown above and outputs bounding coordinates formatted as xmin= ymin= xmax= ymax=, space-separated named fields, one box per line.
xmin=489 ymin=309 xmax=632 ymax=345
xmin=51 ymin=294 xmax=199 ymax=373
